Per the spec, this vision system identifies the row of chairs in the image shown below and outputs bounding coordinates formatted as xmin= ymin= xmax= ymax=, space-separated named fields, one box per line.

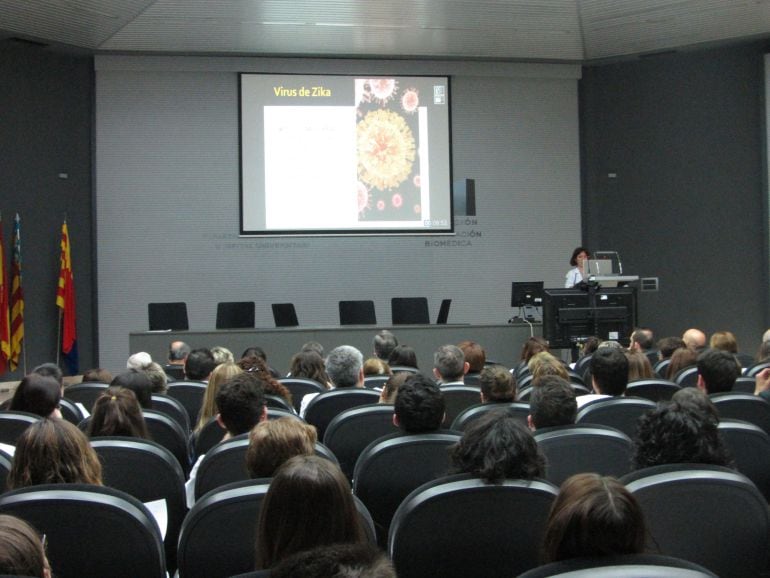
xmin=149 ymin=297 xmax=453 ymax=330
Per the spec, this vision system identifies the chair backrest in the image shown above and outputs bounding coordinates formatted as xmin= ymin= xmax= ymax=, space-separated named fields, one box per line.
xmin=58 ymin=397 xmax=85 ymax=425
xmin=279 ymin=377 xmax=326 ymax=413
xmin=195 ymin=433 xmax=251 ymax=500
xmin=339 ymin=300 xmax=376 ymax=325
xmin=673 ymin=366 xmax=699 ymax=386
xmin=576 ymin=396 xmax=656 ymax=439
xmin=143 ymin=409 xmax=191 ymax=475
xmin=463 ymin=372 xmax=481 ymax=386
xmin=148 ymin=301 xmax=188 ymax=331
xmin=718 ymin=419 xmax=770 ymax=501
xmin=63 ymin=382 xmax=109 ymax=412
xmin=653 ymin=358 xmax=671 ymax=379
xmin=0 ymin=446 xmax=11 ymax=491
xmin=389 ymin=365 xmax=419 ymax=375
xmin=304 ymin=388 xmax=381 ymax=440
xmin=151 ymin=393 xmax=191 ymax=433
xmin=271 ymin=302 xmax=298 ymax=327
xmin=0 ymin=411 xmax=40 ymax=445
xmin=265 ymin=394 xmax=295 ymax=413
xmin=623 ymin=465 xmax=770 ymax=578
xmin=0 ymin=483 xmax=166 ymax=578
xmin=746 ymin=360 xmax=770 ymax=377
xmin=573 ymin=354 xmax=593 ymax=381
xmin=625 ymin=378 xmax=680 ymax=402
xmin=534 ymin=424 xmax=634 ymax=486
xmin=733 ymin=375 xmax=756 ymax=394
xmin=353 ymin=432 xmax=461 ymax=545
xmin=440 ymin=385 xmax=484 ymax=425
xmin=90 ymin=436 xmax=186 ymax=573
xmin=451 ymin=402 xmax=530 ymax=431
xmin=391 ymin=297 xmax=430 ymax=324
xmin=323 ymin=405 xmax=399 ymax=481
xmin=215 ymin=301 xmax=255 ymax=329
xmin=519 ymin=554 xmax=719 ymax=578
xmin=389 ymin=475 xmax=559 ymax=578
xmin=436 ymin=298 xmax=451 ymax=324
xmin=166 ymin=381 xmax=207 ymax=425
xmin=193 ymin=417 xmax=226 ymax=457
xmin=363 ymin=375 xmax=389 ymax=389
xmin=711 ymin=392 xmax=770 ymax=435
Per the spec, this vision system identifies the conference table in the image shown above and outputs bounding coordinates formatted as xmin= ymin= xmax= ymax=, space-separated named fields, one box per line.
xmin=129 ymin=323 xmax=541 ymax=375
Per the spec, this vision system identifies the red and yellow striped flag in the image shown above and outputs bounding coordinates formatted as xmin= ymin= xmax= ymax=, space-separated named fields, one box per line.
xmin=9 ymin=214 xmax=24 ymax=371
xmin=56 ymin=219 xmax=78 ymax=374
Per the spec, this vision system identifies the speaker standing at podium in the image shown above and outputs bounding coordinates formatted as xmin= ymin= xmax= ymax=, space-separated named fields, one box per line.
xmin=565 ymin=246 xmax=590 ymax=288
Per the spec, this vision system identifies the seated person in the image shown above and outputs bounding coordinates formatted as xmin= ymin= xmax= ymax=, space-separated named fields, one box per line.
xmin=432 ymin=344 xmax=468 ymax=386
xmin=666 ymin=347 xmax=697 ymax=381
xmin=195 ymin=362 xmax=244 ymax=434
xmin=8 ymin=374 xmax=62 ymax=419
xmin=577 ymin=348 xmax=629 ymax=408
xmin=81 ymin=367 xmax=113 ymax=383
xmin=363 ymin=357 xmax=391 ymax=377
xmin=542 ymin=473 xmax=646 ymax=562
xmin=696 ymin=348 xmax=741 ymax=394
xmin=288 ymin=350 xmax=332 ymax=388
xmin=387 ymin=345 xmax=419 ymax=369
xmin=379 ymin=372 xmax=408 ymax=404
xmin=246 ymin=417 xmax=318 ymax=479
xmin=393 ymin=374 xmax=445 ymax=433
xmin=110 ymin=369 xmax=153 ymax=409
xmin=211 ymin=345 xmax=235 ymax=365
xmin=479 ymin=364 xmax=516 ymax=403
xmin=528 ymin=352 xmax=569 ymax=383
xmin=86 ymin=387 xmax=150 ymax=439
xmin=300 ymin=345 xmax=365 ymax=417
xmin=457 ymin=340 xmax=486 ymax=375
xmin=254 ymin=455 xmax=367 ymax=569
xmin=0 ymin=514 xmax=52 ymax=578
xmin=269 ymin=543 xmax=395 ymax=578
xmin=238 ymin=353 xmax=293 ymax=405
xmin=528 ymin=376 xmax=577 ymax=431
xmin=625 ymin=350 xmax=653 ymax=381
xmin=142 ymin=361 xmax=169 ymax=394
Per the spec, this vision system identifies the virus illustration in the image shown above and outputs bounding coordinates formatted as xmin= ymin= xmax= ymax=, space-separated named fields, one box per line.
xmin=357 ymin=181 xmax=371 ymax=214
xmin=392 ymin=193 xmax=403 ymax=208
xmin=356 ymin=109 xmax=416 ymax=190
xmin=369 ymin=78 xmax=398 ymax=105
xmin=401 ymin=88 xmax=419 ymax=113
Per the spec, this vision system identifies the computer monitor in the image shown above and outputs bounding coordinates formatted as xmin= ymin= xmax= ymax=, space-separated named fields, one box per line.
xmin=511 ymin=281 xmax=544 ymax=308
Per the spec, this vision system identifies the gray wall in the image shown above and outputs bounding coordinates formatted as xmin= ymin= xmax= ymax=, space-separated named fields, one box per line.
xmin=580 ymin=42 xmax=769 ymax=352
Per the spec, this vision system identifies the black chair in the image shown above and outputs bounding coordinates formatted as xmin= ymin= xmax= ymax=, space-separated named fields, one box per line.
xmin=440 ymin=385 xmax=483 ymax=425
xmin=463 ymin=372 xmax=481 ymax=386
xmin=653 ymin=358 xmax=671 ymax=379
xmin=0 ymin=483 xmax=166 ymax=578
xmin=323 ymin=405 xmax=399 ymax=481
xmin=623 ymin=465 xmax=770 ymax=578
xmin=576 ymin=396 xmax=656 ymax=439
xmin=271 ymin=302 xmax=299 ymax=327
xmin=733 ymin=375 xmax=756 ymax=394
xmin=533 ymin=424 xmax=634 ymax=486
xmin=279 ymin=377 xmax=325 ymax=413
xmin=391 ymin=297 xmax=430 ymax=324
xmin=436 ymin=298 xmax=451 ymax=324
xmin=0 ymin=446 xmax=11 ymax=491
xmin=151 ymin=393 xmax=191 ymax=433
xmin=339 ymin=300 xmax=376 ymax=325
xmin=303 ymin=388 xmax=380 ymax=440
xmin=736 ymin=351 xmax=755 ymax=368
xmin=63 ymin=382 xmax=109 ymax=412
xmin=718 ymin=419 xmax=770 ymax=501
xmin=143 ymin=409 xmax=191 ymax=475
xmin=566 ymin=369 xmax=586 ymax=386
xmin=193 ymin=417 xmax=226 ymax=457
xmin=673 ymin=366 xmax=699 ymax=387
xmin=0 ymin=411 xmax=40 ymax=445
xmin=746 ymin=360 xmax=770 ymax=377
xmin=573 ymin=354 xmax=593 ymax=381
xmin=265 ymin=393 xmax=295 ymax=413
xmin=178 ymin=479 xmax=376 ymax=578
xmin=711 ymin=392 xmax=770 ymax=435
xmin=519 ymin=554 xmax=718 ymax=578
xmin=148 ymin=301 xmax=188 ymax=331
xmin=625 ymin=378 xmax=680 ymax=402
xmin=194 ymin=433 xmax=252 ymax=501
xmin=167 ymin=381 xmax=207 ymax=426
xmin=58 ymin=397 xmax=85 ymax=425
xmin=215 ymin=301 xmax=255 ymax=329
xmin=451 ymin=402 xmax=530 ymax=431
xmin=389 ymin=365 xmax=419 ymax=375
xmin=353 ymin=432 xmax=461 ymax=545
xmin=389 ymin=474 xmax=559 ymax=578
xmin=90 ymin=437 xmax=186 ymax=573
xmin=363 ymin=375 xmax=389 ymax=389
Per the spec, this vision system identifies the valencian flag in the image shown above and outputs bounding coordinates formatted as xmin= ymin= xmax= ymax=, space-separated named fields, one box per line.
xmin=0 ymin=214 xmax=10 ymax=375
xmin=56 ymin=219 xmax=78 ymax=374
xmin=10 ymin=214 xmax=24 ymax=371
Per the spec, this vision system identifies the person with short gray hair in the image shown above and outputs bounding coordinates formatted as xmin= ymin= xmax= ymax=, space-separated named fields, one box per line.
xmin=433 ymin=344 xmax=468 ymax=385
xmin=299 ymin=345 xmax=364 ymax=417
xmin=373 ymin=330 xmax=398 ymax=361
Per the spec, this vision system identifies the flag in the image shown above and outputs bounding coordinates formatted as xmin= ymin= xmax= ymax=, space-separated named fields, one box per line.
xmin=0 ymin=214 xmax=9 ymax=375
xmin=56 ymin=219 xmax=78 ymax=374
xmin=10 ymin=214 xmax=24 ymax=371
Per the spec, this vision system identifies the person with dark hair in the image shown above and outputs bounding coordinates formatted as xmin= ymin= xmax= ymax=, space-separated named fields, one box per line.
xmin=671 ymin=387 xmax=720 ymax=424
xmin=656 ymin=336 xmax=686 ymax=360
xmin=479 ymin=364 xmax=516 ymax=403
xmin=630 ymin=327 xmax=655 ymax=353
xmin=373 ymin=330 xmax=398 ymax=361
xmin=9 ymin=374 xmax=62 ymax=419
xmin=245 ymin=417 xmax=317 ymax=479
xmin=31 ymin=362 xmax=63 ymax=387
xmin=195 ymin=362 xmax=244 ymax=433
xmin=185 ymin=348 xmax=217 ymax=382
xmin=528 ymin=375 xmax=577 ymax=430
xmin=239 ymin=354 xmax=293 ymax=404
xmin=8 ymin=418 xmax=103 ymax=489
xmin=666 ymin=347 xmax=697 ymax=381
xmin=542 ymin=473 xmax=646 ymax=563
xmin=565 ymin=246 xmax=590 ymax=288
xmin=254 ymin=455 xmax=367 ymax=569
xmin=241 ymin=346 xmax=281 ymax=378
xmin=387 ymin=344 xmax=418 ymax=369
xmin=393 ymin=374 xmax=445 ymax=433
xmin=457 ymin=340 xmax=486 ymax=374
xmin=520 ymin=336 xmax=549 ymax=364
xmin=110 ymin=369 xmax=153 ymax=409
xmin=379 ymin=371 xmax=408 ymax=404
xmin=86 ymin=387 xmax=150 ymax=439
xmin=696 ymin=348 xmax=741 ymax=394
xmin=81 ymin=367 xmax=113 ymax=383
xmin=450 ymin=408 xmax=545 ymax=484
xmin=633 ymin=402 xmax=732 ymax=470
xmin=432 ymin=344 xmax=468 ymax=385
xmin=300 ymin=341 xmax=325 ymax=357
xmin=577 ymin=347 xmax=629 ymax=407
xmin=269 ymin=543 xmax=396 ymax=578
xmin=289 ymin=350 xmax=332 ymax=388
xmin=0 ymin=514 xmax=52 ymax=578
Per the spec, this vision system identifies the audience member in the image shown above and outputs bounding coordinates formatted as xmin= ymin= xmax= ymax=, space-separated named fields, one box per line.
xmin=393 ymin=374 xmax=445 ymax=433
xmin=110 ymin=370 xmax=153 ymax=409
xmin=0 ymin=514 xmax=52 ymax=578
xmin=8 ymin=374 xmax=62 ymax=418
xmin=710 ymin=331 xmax=738 ymax=354
xmin=682 ymin=328 xmax=707 ymax=350
xmin=576 ymin=348 xmax=628 ymax=408
xmin=433 ymin=344 xmax=468 ymax=385
xmin=580 ymin=336 xmax=600 ymax=357
xmin=625 ymin=349 xmax=653 ymax=381
xmin=671 ymin=387 xmax=720 ymax=423
xmin=528 ymin=351 xmax=569 ymax=383
xmin=289 ymin=350 xmax=332 ymax=388
xmin=517 ymin=336 xmax=549 ymax=374
xmin=241 ymin=346 xmax=281 ymax=379
xmin=363 ymin=357 xmax=391 ymax=377
xmin=373 ymin=330 xmax=398 ymax=361
xmin=211 ymin=345 xmax=235 ymax=365
xmin=300 ymin=341 xmax=324 ymax=358
xmin=245 ymin=417 xmax=318 ymax=479
xmin=656 ymin=336 xmax=686 ymax=360
xmin=8 ymin=418 xmax=103 ymax=489
xmin=756 ymin=340 xmax=770 ymax=363
xmin=528 ymin=376 xmax=577 ymax=430
xmin=387 ymin=345 xmax=418 ymax=369
xmin=269 ymin=543 xmax=395 ymax=578
xmin=185 ymin=348 xmax=217 ymax=382
xmin=450 ymin=408 xmax=544 ymax=483
xmin=254 ymin=455 xmax=366 ymax=569
xmin=195 ymin=362 xmax=243 ymax=433
xmin=142 ymin=361 xmax=168 ymax=394
xmin=457 ymin=340 xmax=486 ymax=374
xmin=379 ymin=372 xmax=408 ymax=404
xmin=696 ymin=348 xmax=741 ymax=394
xmin=666 ymin=347 xmax=698 ymax=380
xmin=633 ymin=401 xmax=732 ymax=469
xmin=478 ymin=364 xmax=516 ymax=403
xmin=299 ymin=345 xmax=365 ymax=417
xmin=86 ymin=387 xmax=149 ymax=439
xmin=81 ymin=368 xmax=113 ymax=383
xmin=126 ymin=351 xmax=152 ymax=371
xmin=31 ymin=363 xmax=63 ymax=387
xmin=238 ymin=354 xmax=293 ymax=404
xmin=542 ymin=473 xmax=646 ymax=563
xmin=165 ymin=340 xmax=190 ymax=379
xmin=629 ymin=327 xmax=655 ymax=355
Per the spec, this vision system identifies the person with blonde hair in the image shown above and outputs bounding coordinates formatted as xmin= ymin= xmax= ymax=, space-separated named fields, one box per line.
xmin=246 ymin=417 xmax=317 ymax=479
xmin=194 ymin=362 xmax=243 ymax=433
xmin=528 ymin=352 xmax=569 ymax=383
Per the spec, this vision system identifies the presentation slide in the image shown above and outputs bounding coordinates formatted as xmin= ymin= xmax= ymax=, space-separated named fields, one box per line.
xmin=240 ymin=74 xmax=452 ymax=235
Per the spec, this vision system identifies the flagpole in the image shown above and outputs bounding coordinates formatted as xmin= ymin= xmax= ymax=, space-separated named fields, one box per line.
xmin=56 ymin=305 xmax=62 ymax=367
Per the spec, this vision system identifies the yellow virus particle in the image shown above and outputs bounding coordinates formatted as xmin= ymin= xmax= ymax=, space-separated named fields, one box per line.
xmin=357 ymin=109 xmax=416 ymax=190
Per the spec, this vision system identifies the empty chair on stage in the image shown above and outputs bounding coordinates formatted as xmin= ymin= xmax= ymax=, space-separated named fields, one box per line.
xmin=271 ymin=302 xmax=299 ymax=327
xmin=391 ymin=297 xmax=430 ymax=325
xmin=148 ymin=301 xmax=188 ymax=330
xmin=215 ymin=301 xmax=255 ymax=329
xmin=339 ymin=300 xmax=376 ymax=325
